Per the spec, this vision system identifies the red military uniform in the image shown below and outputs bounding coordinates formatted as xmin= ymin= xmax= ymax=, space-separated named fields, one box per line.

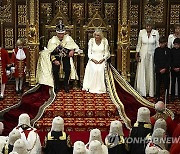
xmin=0 ymin=48 xmax=9 ymax=84
xmin=13 ymin=48 xmax=27 ymax=78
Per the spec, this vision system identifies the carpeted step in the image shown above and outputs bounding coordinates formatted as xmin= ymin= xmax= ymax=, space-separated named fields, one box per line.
xmin=3 ymin=108 xmax=34 ymax=122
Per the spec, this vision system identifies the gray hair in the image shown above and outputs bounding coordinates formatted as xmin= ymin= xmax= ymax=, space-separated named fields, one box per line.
xmin=93 ymin=28 xmax=104 ymax=39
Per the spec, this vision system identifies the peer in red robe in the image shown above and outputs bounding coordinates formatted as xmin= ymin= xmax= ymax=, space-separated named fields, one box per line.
xmin=0 ymin=47 xmax=10 ymax=99
xmin=150 ymin=101 xmax=177 ymax=136
xmin=13 ymin=39 xmax=27 ymax=94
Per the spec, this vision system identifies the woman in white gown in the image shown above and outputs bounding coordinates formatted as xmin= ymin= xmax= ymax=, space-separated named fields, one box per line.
xmin=134 ymin=20 xmax=159 ymax=97
xmin=83 ymin=29 xmax=110 ymax=94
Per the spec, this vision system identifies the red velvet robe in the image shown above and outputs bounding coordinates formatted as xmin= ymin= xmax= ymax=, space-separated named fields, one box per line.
xmin=14 ymin=48 xmax=27 ymax=78
xmin=170 ymin=124 xmax=180 ymax=154
xmin=0 ymin=48 xmax=9 ymax=84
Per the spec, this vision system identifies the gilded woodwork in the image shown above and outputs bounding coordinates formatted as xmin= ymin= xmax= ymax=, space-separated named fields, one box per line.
xmin=72 ymin=3 xmax=84 ymax=24
xmin=55 ymin=0 xmax=68 ymax=17
xmin=117 ymin=0 xmax=131 ymax=81
xmin=88 ymin=0 xmax=102 ymax=18
xmin=144 ymin=0 xmax=164 ymax=23
xmin=26 ymin=0 xmax=39 ymax=86
xmin=18 ymin=28 xmax=26 ymax=38
xmin=104 ymin=3 xmax=116 ymax=23
xmin=129 ymin=5 xmax=139 ymax=26
xmin=170 ymin=4 xmax=180 ymax=24
xmin=4 ymin=28 xmax=13 ymax=49
xmin=18 ymin=5 xmax=27 ymax=25
xmin=130 ymin=28 xmax=138 ymax=49
xmin=0 ymin=0 xmax=12 ymax=23
xmin=40 ymin=3 xmax=52 ymax=24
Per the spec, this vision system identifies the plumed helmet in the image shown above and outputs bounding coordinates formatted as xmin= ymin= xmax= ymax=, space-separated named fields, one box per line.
xmin=89 ymin=140 xmax=103 ymax=154
xmin=73 ymin=141 xmax=89 ymax=154
xmin=13 ymin=139 xmax=27 ymax=154
xmin=0 ymin=122 xmax=4 ymax=135
xmin=158 ymin=150 xmax=170 ymax=154
xmin=18 ymin=113 xmax=31 ymax=127
xmin=155 ymin=101 xmax=165 ymax=112
xmin=88 ymin=129 xmax=103 ymax=144
xmin=137 ymin=107 xmax=150 ymax=123
xmin=8 ymin=129 xmax=21 ymax=145
xmin=16 ymin=38 xmax=25 ymax=46
xmin=109 ymin=120 xmax=124 ymax=136
xmin=51 ymin=116 xmax=64 ymax=132
xmin=154 ymin=118 xmax=167 ymax=132
xmin=152 ymin=128 xmax=166 ymax=150
xmin=56 ymin=20 xmax=66 ymax=33
xmin=145 ymin=146 xmax=158 ymax=154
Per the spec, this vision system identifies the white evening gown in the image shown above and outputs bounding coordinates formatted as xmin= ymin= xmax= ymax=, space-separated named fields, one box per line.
xmin=83 ymin=38 xmax=110 ymax=94
xmin=134 ymin=29 xmax=159 ymax=97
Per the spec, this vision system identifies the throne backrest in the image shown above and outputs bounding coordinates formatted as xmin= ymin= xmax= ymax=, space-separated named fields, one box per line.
xmin=80 ymin=11 xmax=114 ymax=54
xmin=44 ymin=9 xmax=75 ymax=46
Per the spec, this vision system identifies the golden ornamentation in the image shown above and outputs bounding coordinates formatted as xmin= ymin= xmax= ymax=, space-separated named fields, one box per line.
xmin=0 ymin=0 xmax=12 ymax=23
xmin=130 ymin=28 xmax=138 ymax=49
xmin=156 ymin=28 xmax=166 ymax=37
xmin=129 ymin=5 xmax=139 ymax=25
xmin=104 ymin=3 xmax=116 ymax=22
xmin=117 ymin=0 xmax=130 ymax=81
xmin=144 ymin=0 xmax=164 ymax=23
xmin=18 ymin=28 xmax=26 ymax=38
xmin=55 ymin=0 xmax=68 ymax=17
xmin=40 ymin=3 xmax=52 ymax=24
xmin=4 ymin=28 xmax=13 ymax=48
xmin=18 ymin=5 xmax=27 ymax=25
xmin=170 ymin=4 xmax=180 ymax=24
xmin=26 ymin=22 xmax=38 ymax=43
xmin=88 ymin=0 xmax=102 ymax=18
xmin=72 ymin=3 xmax=84 ymax=24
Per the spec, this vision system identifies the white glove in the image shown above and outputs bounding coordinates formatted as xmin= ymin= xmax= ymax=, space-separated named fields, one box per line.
xmin=6 ymin=70 xmax=10 ymax=76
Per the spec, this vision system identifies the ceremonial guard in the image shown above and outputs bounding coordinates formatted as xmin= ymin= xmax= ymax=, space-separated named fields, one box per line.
xmin=13 ymin=39 xmax=28 ymax=94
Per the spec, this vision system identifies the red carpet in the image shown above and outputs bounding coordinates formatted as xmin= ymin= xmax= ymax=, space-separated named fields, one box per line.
xmin=1 ymin=85 xmax=50 ymax=135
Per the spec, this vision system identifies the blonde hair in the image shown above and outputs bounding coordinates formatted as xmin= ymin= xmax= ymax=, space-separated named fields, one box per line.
xmin=93 ymin=28 xmax=104 ymax=39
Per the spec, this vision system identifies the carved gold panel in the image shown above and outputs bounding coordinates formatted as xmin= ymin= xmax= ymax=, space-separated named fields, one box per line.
xmin=55 ymin=0 xmax=68 ymax=17
xmin=144 ymin=0 xmax=164 ymax=23
xmin=18 ymin=28 xmax=26 ymax=38
xmin=104 ymin=3 xmax=116 ymax=22
xmin=156 ymin=28 xmax=165 ymax=37
xmin=4 ymin=28 xmax=14 ymax=48
xmin=40 ymin=3 xmax=52 ymax=24
xmin=130 ymin=28 xmax=138 ymax=49
xmin=170 ymin=4 xmax=180 ymax=25
xmin=88 ymin=1 xmax=102 ymax=18
xmin=72 ymin=3 xmax=84 ymax=24
xmin=129 ymin=5 xmax=138 ymax=25
xmin=18 ymin=5 xmax=27 ymax=25
xmin=0 ymin=0 xmax=12 ymax=22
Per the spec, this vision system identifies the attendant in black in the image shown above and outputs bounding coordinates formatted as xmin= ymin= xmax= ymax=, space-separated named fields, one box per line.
xmin=171 ymin=38 xmax=180 ymax=101
xmin=154 ymin=36 xmax=171 ymax=101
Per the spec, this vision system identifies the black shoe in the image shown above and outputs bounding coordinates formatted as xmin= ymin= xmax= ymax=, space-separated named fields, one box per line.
xmin=171 ymin=96 xmax=175 ymax=102
xmin=64 ymin=87 xmax=69 ymax=93
xmin=19 ymin=89 xmax=23 ymax=94
xmin=16 ymin=90 xmax=20 ymax=94
xmin=0 ymin=96 xmax=4 ymax=100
